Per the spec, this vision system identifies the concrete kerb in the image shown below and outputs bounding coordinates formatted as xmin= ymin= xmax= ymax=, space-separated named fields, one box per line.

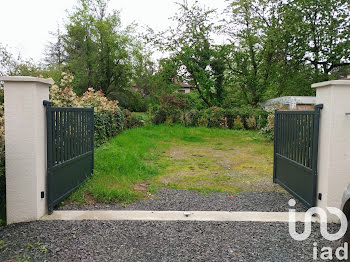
xmin=41 ymin=210 xmax=319 ymax=223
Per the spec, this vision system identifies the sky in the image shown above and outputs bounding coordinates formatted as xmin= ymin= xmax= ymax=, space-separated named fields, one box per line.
xmin=0 ymin=0 xmax=228 ymax=62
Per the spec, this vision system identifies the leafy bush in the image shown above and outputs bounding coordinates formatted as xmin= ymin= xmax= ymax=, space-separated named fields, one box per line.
xmin=182 ymin=109 xmax=200 ymax=127
xmin=94 ymin=110 xmax=124 ymax=147
xmin=152 ymin=108 xmax=167 ymax=125
xmin=260 ymin=112 xmax=275 ymax=139
xmin=256 ymin=110 xmax=269 ymax=129
xmin=50 ymin=72 xmax=124 ymax=147
xmin=233 ymin=115 xmax=244 ymax=130
xmin=204 ymin=107 xmax=227 ymax=129
xmin=123 ymin=110 xmax=145 ymax=129
xmin=152 ymin=94 xmax=189 ymax=125
xmin=246 ymin=115 xmax=257 ymax=130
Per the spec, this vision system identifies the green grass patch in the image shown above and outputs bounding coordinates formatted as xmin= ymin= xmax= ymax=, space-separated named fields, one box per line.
xmin=68 ymin=125 xmax=280 ymax=205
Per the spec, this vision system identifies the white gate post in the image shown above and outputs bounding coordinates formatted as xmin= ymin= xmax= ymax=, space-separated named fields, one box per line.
xmin=0 ymin=76 xmax=54 ymax=224
xmin=313 ymin=80 xmax=350 ymax=221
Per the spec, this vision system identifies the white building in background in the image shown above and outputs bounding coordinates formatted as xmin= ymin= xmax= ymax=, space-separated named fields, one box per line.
xmin=178 ymin=82 xmax=193 ymax=94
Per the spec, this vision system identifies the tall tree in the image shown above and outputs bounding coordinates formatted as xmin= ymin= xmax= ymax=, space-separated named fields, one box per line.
xmin=157 ymin=1 xmax=226 ymax=107
xmin=45 ymin=27 xmax=66 ymax=69
xmin=281 ymin=0 xmax=350 ymax=81
xmin=64 ymin=0 xmax=132 ymax=96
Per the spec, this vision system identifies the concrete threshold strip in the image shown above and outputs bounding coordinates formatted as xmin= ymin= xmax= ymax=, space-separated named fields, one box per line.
xmin=41 ymin=211 xmax=319 ymax=223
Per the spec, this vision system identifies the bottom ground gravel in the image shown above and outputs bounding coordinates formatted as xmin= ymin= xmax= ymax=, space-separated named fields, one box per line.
xmin=0 ymin=220 xmax=344 ymax=262
xmin=58 ymin=188 xmax=307 ymax=212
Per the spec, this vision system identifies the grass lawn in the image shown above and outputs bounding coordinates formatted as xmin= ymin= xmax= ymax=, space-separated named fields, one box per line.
xmin=68 ymin=125 xmax=281 ymax=205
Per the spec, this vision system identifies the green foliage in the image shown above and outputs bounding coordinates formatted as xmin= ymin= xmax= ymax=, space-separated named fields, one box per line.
xmin=182 ymin=109 xmax=200 ymax=127
xmin=123 ymin=110 xmax=145 ymax=129
xmin=113 ymin=89 xmax=147 ymax=112
xmin=151 ymin=94 xmax=189 ymax=124
xmin=64 ymin=0 xmax=133 ymax=96
xmin=233 ymin=116 xmax=244 ymax=130
xmin=151 ymin=103 xmax=271 ymax=137
xmin=157 ymin=1 xmax=226 ymax=107
xmin=203 ymin=107 xmax=227 ymax=129
xmin=94 ymin=110 xmax=122 ymax=147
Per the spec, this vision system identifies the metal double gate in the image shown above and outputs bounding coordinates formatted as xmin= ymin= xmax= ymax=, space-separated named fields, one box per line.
xmin=273 ymin=105 xmax=323 ymax=207
xmin=44 ymin=101 xmax=94 ymax=213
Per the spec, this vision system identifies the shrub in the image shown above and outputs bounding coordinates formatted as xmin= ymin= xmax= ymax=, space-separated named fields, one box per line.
xmin=256 ymin=110 xmax=269 ymax=129
xmin=50 ymin=72 xmax=123 ymax=147
xmin=246 ymin=115 xmax=257 ymax=130
xmin=182 ymin=109 xmax=200 ymax=127
xmin=79 ymin=88 xmax=119 ymax=112
xmin=50 ymin=72 xmax=78 ymax=107
xmin=124 ymin=110 xmax=145 ymax=129
xmin=233 ymin=115 xmax=244 ymax=130
xmin=260 ymin=112 xmax=275 ymax=139
xmin=151 ymin=94 xmax=189 ymax=125
xmin=204 ymin=107 xmax=227 ymax=129
xmin=225 ymin=109 xmax=239 ymax=129
xmin=152 ymin=108 xmax=167 ymax=125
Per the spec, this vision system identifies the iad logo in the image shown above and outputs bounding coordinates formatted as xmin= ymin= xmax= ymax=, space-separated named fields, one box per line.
xmin=288 ymin=199 xmax=348 ymax=260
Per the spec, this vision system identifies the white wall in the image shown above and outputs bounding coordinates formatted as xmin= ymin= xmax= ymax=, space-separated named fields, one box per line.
xmin=313 ymin=80 xmax=350 ymax=221
xmin=1 ymin=76 xmax=53 ymax=224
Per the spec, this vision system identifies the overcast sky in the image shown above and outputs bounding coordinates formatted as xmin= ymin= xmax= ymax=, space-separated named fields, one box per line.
xmin=0 ymin=0 xmax=228 ymax=62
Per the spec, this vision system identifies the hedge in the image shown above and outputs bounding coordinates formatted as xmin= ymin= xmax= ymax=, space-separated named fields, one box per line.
xmin=151 ymin=106 xmax=274 ymax=136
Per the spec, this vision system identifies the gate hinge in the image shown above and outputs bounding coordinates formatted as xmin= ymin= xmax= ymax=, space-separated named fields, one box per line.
xmin=43 ymin=100 xmax=52 ymax=106
xmin=315 ymin=104 xmax=324 ymax=110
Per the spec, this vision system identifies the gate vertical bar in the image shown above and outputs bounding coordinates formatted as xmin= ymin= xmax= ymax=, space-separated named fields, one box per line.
xmin=311 ymin=104 xmax=323 ymax=206
xmin=43 ymin=100 xmax=54 ymax=214
xmin=273 ymin=110 xmax=278 ymax=183
xmin=91 ymin=108 xmax=95 ymax=172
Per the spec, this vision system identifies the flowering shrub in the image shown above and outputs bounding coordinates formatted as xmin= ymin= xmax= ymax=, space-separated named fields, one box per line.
xmin=79 ymin=88 xmax=119 ymax=113
xmin=50 ymin=72 xmax=119 ymax=113
xmin=50 ymin=72 xmax=124 ymax=146
xmin=50 ymin=72 xmax=78 ymax=107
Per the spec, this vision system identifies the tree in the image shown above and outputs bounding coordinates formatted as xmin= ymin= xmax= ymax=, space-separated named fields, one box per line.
xmin=63 ymin=0 xmax=133 ymax=96
xmin=157 ymin=1 xmax=227 ymax=107
xmin=44 ymin=27 xmax=66 ymax=69
xmin=281 ymin=0 xmax=350 ymax=81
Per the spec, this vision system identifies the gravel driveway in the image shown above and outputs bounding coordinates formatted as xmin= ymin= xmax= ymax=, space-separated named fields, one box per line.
xmin=59 ymin=188 xmax=307 ymax=212
xmin=0 ymin=220 xmax=343 ymax=262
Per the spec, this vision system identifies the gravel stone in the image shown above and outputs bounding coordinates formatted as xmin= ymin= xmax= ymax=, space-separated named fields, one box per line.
xmin=58 ymin=188 xmax=307 ymax=212
xmin=0 ymin=220 xmax=343 ymax=261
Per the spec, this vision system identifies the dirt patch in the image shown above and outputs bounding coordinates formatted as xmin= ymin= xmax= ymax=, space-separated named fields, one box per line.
xmin=168 ymin=148 xmax=187 ymax=160
xmin=155 ymin=141 xmax=281 ymax=194
xmin=133 ymin=182 xmax=153 ymax=199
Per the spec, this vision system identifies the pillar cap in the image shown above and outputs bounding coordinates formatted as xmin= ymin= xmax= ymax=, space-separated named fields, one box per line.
xmin=312 ymin=80 xmax=350 ymax=89
xmin=0 ymin=76 xmax=54 ymax=85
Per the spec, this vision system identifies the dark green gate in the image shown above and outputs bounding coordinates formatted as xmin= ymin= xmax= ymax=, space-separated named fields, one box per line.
xmin=44 ymin=101 xmax=94 ymax=213
xmin=273 ymin=104 xmax=323 ymax=207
